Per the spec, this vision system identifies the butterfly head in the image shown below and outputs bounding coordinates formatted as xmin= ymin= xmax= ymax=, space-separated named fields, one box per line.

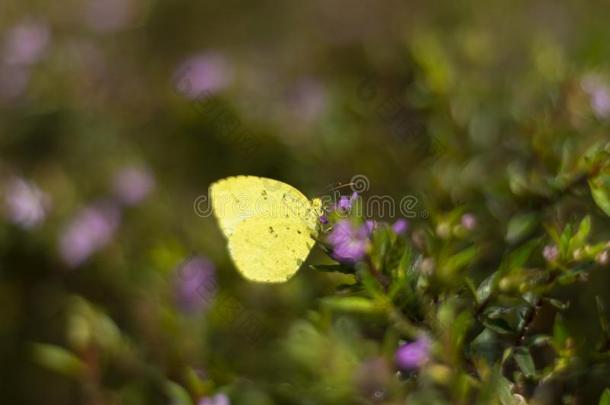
xmin=311 ymin=198 xmax=323 ymax=215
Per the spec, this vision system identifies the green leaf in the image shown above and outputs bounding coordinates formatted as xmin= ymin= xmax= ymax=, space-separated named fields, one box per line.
xmin=484 ymin=306 xmax=513 ymax=319
xmin=526 ymin=334 xmax=551 ymax=347
xmin=570 ymin=216 xmax=591 ymax=250
xmin=464 ymin=277 xmax=478 ymax=301
xmin=496 ymin=372 xmax=516 ymax=405
xmin=505 ymin=239 xmax=540 ymax=271
xmin=477 ymin=272 xmax=500 ymax=303
xmin=483 ymin=318 xmax=514 ymax=335
xmin=545 ymin=298 xmax=569 ymax=310
xmin=370 ymin=226 xmax=392 ymax=270
xmin=599 ymin=388 xmax=610 ymax=405
xmin=596 ymin=296 xmax=610 ymax=342
xmin=309 ymin=264 xmax=354 ymax=274
xmin=557 ymin=270 xmax=587 ymax=285
xmin=165 ymin=381 xmax=194 ymax=405
xmin=398 ymin=245 xmax=414 ymax=276
xmin=506 ymin=212 xmax=539 ymax=243
xmin=513 ymin=346 xmax=536 ymax=378
xmin=30 ymin=343 xmax=86 ymax=378
xmin=553 ymin=313 xmax=569 ymax=347
xmin=559 ymin=223 xmax=573 ymax=255
xmin=444 ymin=246 xmax=478 ymax=276
xmin=590 ymin=176 xmax=610 ymax=217
xmin=320 ymin=296 xmax=386 ymax=314
xmin=389 ymin=247 xmax=415 ymax=300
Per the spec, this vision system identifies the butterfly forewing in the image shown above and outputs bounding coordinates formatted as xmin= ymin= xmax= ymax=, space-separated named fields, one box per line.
xmin=210 ymin=176 xmax=316 ymax=237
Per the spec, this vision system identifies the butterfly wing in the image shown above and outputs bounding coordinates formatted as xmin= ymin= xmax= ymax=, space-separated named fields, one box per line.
xmin=227 ymin=216 xmax=317 ymax=282
xmin=210 ymin=176 xmax=318 ymax=237
xmin=210 ymin=176 xmax=322 ymax=282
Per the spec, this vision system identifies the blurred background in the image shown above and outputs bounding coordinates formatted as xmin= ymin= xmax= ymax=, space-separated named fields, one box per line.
xmin=3 ymin=0 xmax=610 ymax=403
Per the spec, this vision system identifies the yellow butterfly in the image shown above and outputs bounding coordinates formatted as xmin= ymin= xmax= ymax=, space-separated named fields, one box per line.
xmin=210 ymin=176 xmax=322 ymax=282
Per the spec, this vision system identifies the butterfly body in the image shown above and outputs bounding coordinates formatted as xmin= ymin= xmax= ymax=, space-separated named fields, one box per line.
xmin=210 ymin=176 xmax=321 ymax=282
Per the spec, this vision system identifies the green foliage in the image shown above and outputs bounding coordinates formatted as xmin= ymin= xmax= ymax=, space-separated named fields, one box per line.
xmin=4 ymin=1 xmax=610 ymax=404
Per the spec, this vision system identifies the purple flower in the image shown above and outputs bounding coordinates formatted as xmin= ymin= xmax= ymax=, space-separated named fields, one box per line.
xmin=395 ymin=335 xmax=431 ymax=371
xmin=84 ymin=0 xmax=136 ymax=34
xmin=112 ymin=166 xmax=155 ymax=206
xmin=328 ymin=220 xmax=370 ymax=262
xmin=59 ymin=202 xmax=120 ymax=267
xmin=174 ymin=256 xmax=216 ymax=314
xmin=4 ymin=177 xmax=50 ymax=229
xmin=319 ymin=214 xmax=329 ymax=225
xmin=337 ymin=196 xmax=351 ymax=211
xmin=198 ymin=393 xmax=230 ymax=405
xmin=581 ymin=74 xmax=610 ymax=119
xmin=543 ymin=244 xmax=559 ymax=262
xmin=592 ymin=89 xmax=610 ymax=118
xmin=174 ymin=53 xmax=233 ymax=99
xmin=461 ymin=213 xmax=477 ymax=231
xmin=392 ymin=219 xmax=408 ymax=235
xmin=336 ymin=192 xmax=358 ymax=212
xmin=3 ymin=20 xmax=50 ymax=66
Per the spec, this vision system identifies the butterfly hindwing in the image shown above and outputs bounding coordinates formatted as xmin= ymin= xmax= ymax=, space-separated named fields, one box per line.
xmin=228 ymin=217 xmax=316 ymax=282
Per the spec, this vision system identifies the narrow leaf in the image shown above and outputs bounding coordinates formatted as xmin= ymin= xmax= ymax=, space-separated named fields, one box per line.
xmin=477 ymin=272 xmax=500 ymax=303
xmin=506 ymin=212 xmax=539 ymax=243
xmin=483 ymin=318 xmax=514 ymax=335
xmin=570 ymin=215 xmax=591 ymax=250
xmin=30 ymin=343 xmax=86 ymax=378
xmin=553 ymin=313 xmax=568 ymax=347
xmin=513 ymin=346 xmax=536 ymax=378
xmin=596 ymin=296 xmax=610 ymax=341
xmin=165 ymin=381 xmax=194 ymax=405
xmin=310 ymin=264 xmax=354 ymax=274
xmin=321 ymin=296 xmax=385 ymax=314
xmin=590 ymin=176 xmax=610 ymax=217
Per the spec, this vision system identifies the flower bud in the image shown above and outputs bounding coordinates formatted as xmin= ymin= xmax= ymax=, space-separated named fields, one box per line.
xmin=436 ymin=222 xmax=451 ymax=239
xmin=543 ymin=245 xmax=559 ymax=262
xmin=461 ymin=213 xmax=477 ymax=230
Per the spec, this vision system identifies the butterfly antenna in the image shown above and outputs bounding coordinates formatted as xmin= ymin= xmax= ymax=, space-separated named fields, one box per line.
xmin=313 ymin=182 xmax=359 ymax=204
xmin=328 ymin=182 xmax=357 ymax=192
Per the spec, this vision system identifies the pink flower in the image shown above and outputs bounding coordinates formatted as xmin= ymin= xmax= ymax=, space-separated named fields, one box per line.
xmin=59 ymin=202 xmax=120 ymax=267
xmin=198 ymin=393 xmax=230 ymax=405
xmin=581 ymin=74 xmax=610 ymax=119
xmin=4 ymin=177 xmax=50 ymax=229
xmin=173 ymin=53 xmax=233 ymax=99
xmin=174 ymin=256 xmax=216 ymax=314
xmin=543 ymin=244 xmax=559 ymax=262
xmin=112 ymin=166 xmax=155 ymax=206
xmin=3 ymin=20 xmax=50 ymax=66
xmin=461 ymin=213 xmax=477 ymax=230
